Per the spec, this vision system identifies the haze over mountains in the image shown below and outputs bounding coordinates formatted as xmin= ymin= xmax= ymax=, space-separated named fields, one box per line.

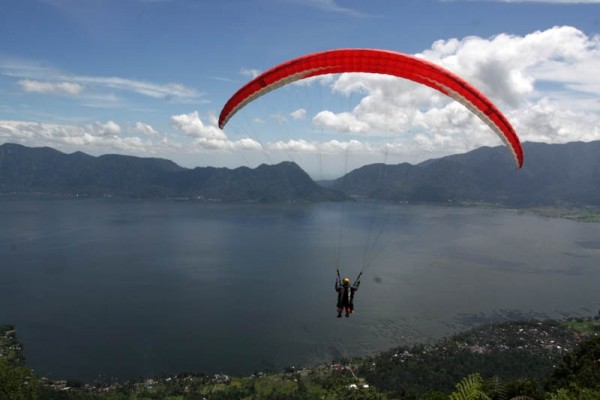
xmin=327 ymin=141 xmax=600 ymax=206
xmin=1 ymin=141 xmax=599 ymax=206
xmin=0 ymin=143 xmax=340 ymax=202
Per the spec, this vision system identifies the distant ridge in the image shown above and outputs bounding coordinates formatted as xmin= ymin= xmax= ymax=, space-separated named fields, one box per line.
xmin=326 ymin=141 xmax=600 ymax=206
xmin=0 ymin=143 xmax=343 ymax=202
xmin=2 ymin=141 xmax=600 ymax=206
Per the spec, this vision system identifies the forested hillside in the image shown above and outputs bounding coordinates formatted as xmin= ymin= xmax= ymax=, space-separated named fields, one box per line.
xmin=0 ymin=143 xmax=342 ymax=202
xmin=328 ymin=141 xmax=600 ymax=207
xmin=2 ymin=318 xmax=600 ymax=399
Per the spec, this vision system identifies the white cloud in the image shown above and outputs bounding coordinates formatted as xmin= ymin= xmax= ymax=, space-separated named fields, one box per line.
xmin=268 ymin=138 xmax=373 ymax=154
xmin=171 ymin=111 xmax=227 ymax=140
xmin=73 ymin=75 xmax=198 ymax=102
xmin=0 ymin=117 xmax=263 ymax=164
xmin=91 ymin=121 xmax=121 ymax=137
xmin=307 ymin=26 xmax=600 ymax=160
xmin=1 ymin=58 xmax=201 ymax=103
xmin=269 ymin=139 xmax=317 ymax=152
xmin=170 ymin=111 xmax=262 ymax=151
xmin=233 ymin=138 xmax=263 ymax=150
xmin=514 ymin=98 xmax=600 ymax=142
xmin=313 ymin=110 xmax=370 ymax=133
xmin=240 ymin=67 xmax=261 ymax=79
xmin=134 ymin=122 xmax=160 ymax=137
xmin=0 ymin=120 xmax=154 ymax=154
xmin=292 ymin=74 xmax=337 ymax=87
xmin=207 ymin=112 xmax=219 ymax=127
xmin=18 ymin=79 xmax=83 ymax=95
xmin=194 ymin=137 xmax=262 ymax=151
xmin=290 ymin=108 xmax=306 ymax=120
xmin=419 ymin=26 xmax=600 ymax=144
xmin=419 ymin=26 xmax=594 ymax=107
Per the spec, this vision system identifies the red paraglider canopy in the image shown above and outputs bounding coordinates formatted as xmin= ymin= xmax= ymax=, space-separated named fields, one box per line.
xmin=219 ymin=49 xmax=523 ymax=168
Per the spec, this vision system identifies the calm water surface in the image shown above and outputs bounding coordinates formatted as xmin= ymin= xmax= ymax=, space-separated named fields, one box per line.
xmin=1 ymin=197 xmax=599 ymax=381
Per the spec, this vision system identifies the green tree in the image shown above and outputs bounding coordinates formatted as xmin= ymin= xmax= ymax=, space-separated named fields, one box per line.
xmin=449 ymin=373 xmax=490 ymax=400
xmin=482 ymin=376 xmax=543 ymax=400
xmin=503 ymin=378 xmax=543 ymax=400
xmin=0 ymin=357 xmax=39 ymax=400
xmin=423 ymin=391 xmax=450 ymax=400
xmin=484 ymin=376 xmax=507 ymax=400
xmin=546 ymin=335 xmax=600 ymax=391
xmin=547 ymin=385 xmax=600 ymax=400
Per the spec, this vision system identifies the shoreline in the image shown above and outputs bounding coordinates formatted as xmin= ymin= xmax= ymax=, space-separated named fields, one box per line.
xmin=2 ymin=193 xmax=600 ymax=223
xmin=4 ymin=316 xmax=600 ymax=397
xmin=455 ymin=201 xmax=600 ymax=223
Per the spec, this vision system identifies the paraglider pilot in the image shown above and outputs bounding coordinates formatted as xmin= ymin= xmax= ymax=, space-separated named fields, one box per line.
xmin=336 ymin=273 xmax=360 ymax=318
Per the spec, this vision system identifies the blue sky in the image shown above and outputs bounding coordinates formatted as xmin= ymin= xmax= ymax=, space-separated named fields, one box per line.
xmin=1 ymin=0 xmax=600 ymax=176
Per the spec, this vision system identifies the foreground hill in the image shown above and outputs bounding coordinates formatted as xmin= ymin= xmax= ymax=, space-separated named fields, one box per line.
xmin=0 ymin=143 xmax=343 ymax=202
xmin=328 ymin=141 xmax=600 ymax=207
xmin=2 ymin=318 xmax=600 ymax=399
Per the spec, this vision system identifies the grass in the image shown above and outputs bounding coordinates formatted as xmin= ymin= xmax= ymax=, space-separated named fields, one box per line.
xmin=563 ymin=318 xmax=600 ymax=334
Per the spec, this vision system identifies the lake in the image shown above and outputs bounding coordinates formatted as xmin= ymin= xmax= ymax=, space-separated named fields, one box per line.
xmin=1 ymin=197 xmax=599 ymax=381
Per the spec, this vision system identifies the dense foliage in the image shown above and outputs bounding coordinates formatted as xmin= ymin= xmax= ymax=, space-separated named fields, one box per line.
xmin=358 ymin=320 xmax=580 ymax=399
xmin=0 ymin=325 xmax=39 ymax=400
xmin=2 ymin=320 xmax=600 ymax=399
xmin=546 ymin=334 xmax=600 ymax=393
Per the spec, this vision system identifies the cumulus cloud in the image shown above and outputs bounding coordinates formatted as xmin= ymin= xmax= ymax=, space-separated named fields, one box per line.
xmin=171 ymin=111 xmax=227 ymax=140
xmin=92 ymin=121 xmax=121 ymax=136
xmin=194 ymin=137 xmax=262 ymax=151
xmin=290 ymin=108 xmax=306 ymax=120
xmin=170 ymin=111 xmax=262 ymax=151
xmin=268 ymin=138 xmax=374 ymax=154
xmin=134 ymin=122 xmax=160 ymax=137
xmin=313 ymin=111 xmax=370 ymax=133
xmin=0 ymin=116 xmax=262 ymax=164
xmin=309 ymin=26 xmax=600 ymax=159
xmin=418 ymin=26 xmax=595 ymax=107
xmin=0 ymin=120 xmax=154 ymax=154
xmin=293 ymin=74 xmax=337 ymax=87
xmin=269 ymin=139 xmax=317 ymax=152
xmin=514 ymin=98 xmax=600 ymax=142
xmin=418 ymin=26 xmax=600 ymax=144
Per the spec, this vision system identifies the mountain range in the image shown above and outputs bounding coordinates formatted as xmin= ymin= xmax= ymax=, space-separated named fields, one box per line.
xmin=327 ymin=141 xmax=600 ymax=206
xmin=1 ymin=141 xmax=599 ymax=206
xmin=0 ymin=143 xmax=341 ymax=202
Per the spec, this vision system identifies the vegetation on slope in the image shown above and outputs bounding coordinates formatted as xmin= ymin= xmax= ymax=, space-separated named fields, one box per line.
xmin=2 ymin=318 xmax=600 ymax=399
